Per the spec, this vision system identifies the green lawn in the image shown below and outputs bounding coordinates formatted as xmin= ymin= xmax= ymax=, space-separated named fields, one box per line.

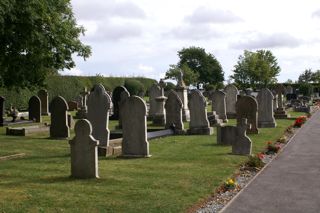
xmin=0 ymin=111 xmax=306 ymax=212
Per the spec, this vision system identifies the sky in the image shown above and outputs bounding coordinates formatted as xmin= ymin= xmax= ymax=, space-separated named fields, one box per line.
xmin=63 ymin=0 xmax=320 ymax=83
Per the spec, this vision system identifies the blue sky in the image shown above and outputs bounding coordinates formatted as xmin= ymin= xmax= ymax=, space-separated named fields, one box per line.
xmin=63 ymin=0 xmax=320 ymax=83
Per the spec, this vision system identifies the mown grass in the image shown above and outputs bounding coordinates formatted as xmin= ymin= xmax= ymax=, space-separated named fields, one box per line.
xmin=0 ymin=110 xmax=306 ymax=212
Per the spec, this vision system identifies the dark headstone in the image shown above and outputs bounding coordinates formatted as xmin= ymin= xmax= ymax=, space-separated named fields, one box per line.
xmin=28 ymin=96 xmax=41 ymax=122
xmin=110 ymin=86 xmax=129 ymax=120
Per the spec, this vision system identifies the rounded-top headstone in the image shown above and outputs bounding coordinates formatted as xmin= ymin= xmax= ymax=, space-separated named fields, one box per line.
xmin=74 ymin=119 xmax=92 ymax=137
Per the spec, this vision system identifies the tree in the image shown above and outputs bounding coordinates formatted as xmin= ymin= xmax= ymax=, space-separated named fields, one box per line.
xmin=165 ymin=46 xmax=224 ymax=87
xmin=164 ymin=63 xmax=199 ymax=86
xmin=230 ymin=50 xmax=281 ymax=89
xmin=0 ymin=0 xmax=91 ymax=89
xmin=298 ymin=69 xmax=314 ymax=83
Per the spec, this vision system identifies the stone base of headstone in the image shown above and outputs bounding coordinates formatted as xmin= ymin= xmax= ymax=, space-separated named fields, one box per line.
xmin=227 ymin=113 xmax=237 ymax=119
xmin=152 ymin=114 xmax=165 ymax=126
xmin=188 ymin=127 xmax=213 ymax=135
xmin=274 ymin=109 xmax=288 ymax=119
xmin=6 ymin=125 xmax=49 ymax=136
xmin=207 ymin=112 xmax=222 ymax=126
xmin=174 ymin=129 xmax=186 ymax=135
xmin=258 ymin=122 xmax=276 ymax=128
xmin=74 ymin=109 xmax=87 ymax=119
xmin=217 ymin=125 xmax=236 ymax=146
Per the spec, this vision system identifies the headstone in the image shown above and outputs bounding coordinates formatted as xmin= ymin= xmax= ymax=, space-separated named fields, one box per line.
xmin=110 ymin=86 xmax=129 ymax=120
xmin=148 ymin=84 xmax=162 ymax=119
xmin=286 ymin=85 xmax=294 ymax=94
xmin=286 ymin=93 xmax=297 ymax=101
xmin=49 ymin=96 xmax=70 ymax=138
xmin=235 ymin=95 xmax=259 ymax=134
xmin=120 ymin=96 xmax=150 ymax=157
xmin=67 ymin=101 xmax=78 ymax=111
xmin=165 ymin=90 xmax=184 ymax=134
xmin=273 ymin=93 xmax=278 ymax=112
xmin=274 ymin=84 xmax=288 ymax=119
xmin=232 ymin=118 xmax=252 ymax=155
xmin=75 ymin=87 xmax=89 ymax=119
xmin=75 ymin=95 xmax=83 ymax=108
xmin=69 ymin=119 xmax=99 ymax=179
xmin=0 ymin=96 xmax=5 ymax=126
xmin=118 ymin=89 xmax=130 ymax=129
xmin=175 ymin=70 xmax=190 ymax=121
xmin=37 ymin=89 xmax=49 ymax=115
xmin=257 ymin=88 xmax=276 ymax=128
xmin=28 ymin=96 xmax=41 ymax=122
xmin=188 ymin=90 xmax=213 ymax=135
xmin=153 ymin=95 xmax=167 ymax=126
xmin=210 ymin=90 xmax=227 ymax=122
xmin=217 ymin=125 xmax=237 ymax=145
xmin=87 ymin=84 xmax=111 ymax=148
xmin=224 ymin=84 xmax=238 ymax=119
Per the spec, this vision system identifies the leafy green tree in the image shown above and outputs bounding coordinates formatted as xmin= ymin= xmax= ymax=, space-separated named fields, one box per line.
xmin=0 ymin=0 xmax=91 ymax=89
xmin=298 ymin=69 xmax=314 ymax=83
xmin=165 ymin=47 xmax=224 ymax=87
xmin=164 ymin=63 xmax=199 ymax=86
xmin=230 ymin=50 xmax=281 ymax=89
xmin=311 ymin=70 xmax=320 ymax=84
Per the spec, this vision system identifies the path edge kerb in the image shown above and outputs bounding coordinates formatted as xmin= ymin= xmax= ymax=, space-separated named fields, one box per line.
xmin=219 ymin=110 xmax=318 ymax=213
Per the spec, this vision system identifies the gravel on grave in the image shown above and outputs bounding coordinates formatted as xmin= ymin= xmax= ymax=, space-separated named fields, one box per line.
xmin=196 ymin=154 xmax=275 ymax=213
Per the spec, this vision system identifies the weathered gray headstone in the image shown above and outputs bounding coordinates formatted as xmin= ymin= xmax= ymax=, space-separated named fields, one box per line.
xmin=165 ymin=90 xmax=184 ymax=134
xmin=37 ymin=89 xmax=49 ymax=115
xmin=153 ymin=95 xmax=167 ymax=126
xmin=0 ymin=96 xmax=5 ymax=126
xmin=210 ymin=90 xmax=228 ymax=122
xmin=87 ymin=84 xmax=111 ymax=147
xmin=75 ymin=87 xmax=89 ymax=119
xmin=188 ymin=90 xmax=213 ymax=135
xmin=274 ymin=84 xmax=288 ymax=119
xmin=175 ymin=71 xmax=190 ymax=121
xmin=28 ymin=96 xmax=41 ymax=122
xmin=148 ymin=84 xmax=162 ymax=118
xmin=224 ymin=84 xmax=238 ymax=119
xmin=49 ymin=96 xmax=70 ymax=138
xmin=69 ymin=119 xmax=99 ymax=179
xmin=110 ymin=86 xmax=129 ymax=120
xmin=236 ymin=96 xmax=259 ymax=134
xmin=257 ymin=88 xmax=276 ymax=128
xmin=120 ymin=96 xmax=150 ymax=157
xmin=232 ymin=119 xmax=252 ymax=155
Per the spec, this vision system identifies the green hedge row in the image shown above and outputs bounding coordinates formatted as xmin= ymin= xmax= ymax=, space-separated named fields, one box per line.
xmin=0 ymin=75 xmax=157 ymax=110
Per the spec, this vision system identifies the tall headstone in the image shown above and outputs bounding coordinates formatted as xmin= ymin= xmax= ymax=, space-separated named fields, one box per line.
xmin=175 ymin=70 xmax=190 ymax=121
xmin=37 ymin=89 xmax=49 ymax=115
xmin=153 ymin=95 xmax=167 ymax=126
xmin=232 ymin=119 xmax=252 ymax=155
xmin=87 ymin=84 xmax=111 ymax=148
xmin=69 ymin=119 xmax=99 ymax=179
xmin=49 ymin=96 xmax=70 ymax=138
xmin=274 ymin=84 xmax=288 ymax=119
xmin=75 ymin=87 xmax=89 ymax=119
xmin=28 ymin=96 xmax=42 ymax=122
xmin=188 ymin=90 xmax=213 ymax=135
xmin=257 ymin=88 xmax=276 ymax=128
xmin=165 ymin=90 xmax=184 ymax=134
xmin=236 ymin=96 xmax=259 ymax=134
xmin=148 ymin=83 xmax=162 ymax=119
xmin=120 ymin=96 xmax=150 ymax=157
xmin=286 ymin=85 xmax=293 ymax=94
xmin=210 ymin=90 xmax=228 ymax=122
xmin=110 ymin=86 xmax=129 ymax=120
xmin=0 ymin=96 xmax=5 ymax=126
xmin=224 ymin=84 xmax=238 ymax=119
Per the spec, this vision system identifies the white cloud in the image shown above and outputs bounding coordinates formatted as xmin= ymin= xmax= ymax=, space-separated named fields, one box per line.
xmin=138 ymin=64 xmax=154 ymax=73
xmin=185 ymin=7 xmax=243 ymax=24
xmin=72 ymin=0 xmax=146 ymax=21
xmin=312 ymin=9 xmax=320 ymax=18
xmin=230 ymin=33 xmax=303 ymax=49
